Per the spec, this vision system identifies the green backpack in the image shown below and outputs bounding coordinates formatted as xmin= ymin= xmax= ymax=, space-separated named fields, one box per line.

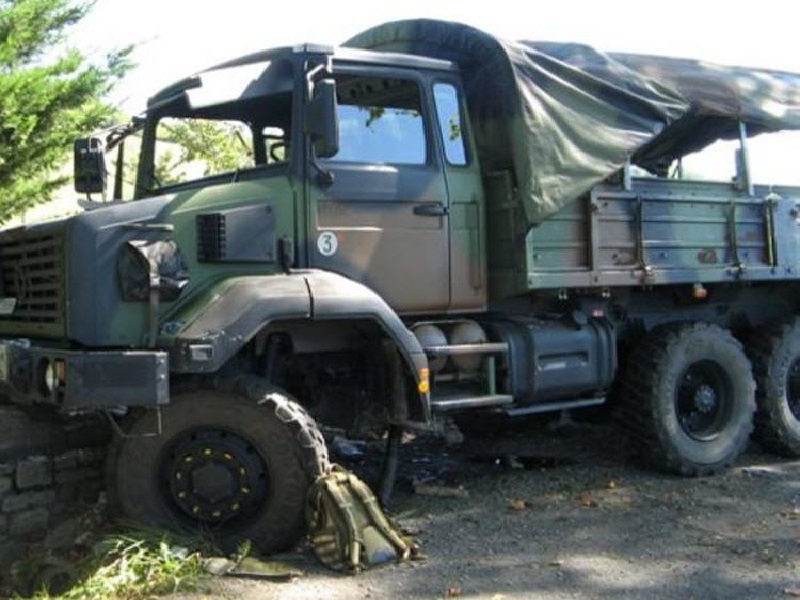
xmin=306 ymin=464 xmax=418 ymax=573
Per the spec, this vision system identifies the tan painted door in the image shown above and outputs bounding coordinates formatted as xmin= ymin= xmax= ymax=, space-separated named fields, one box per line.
xmin=309 ymin=71 xmax=450 ymax=314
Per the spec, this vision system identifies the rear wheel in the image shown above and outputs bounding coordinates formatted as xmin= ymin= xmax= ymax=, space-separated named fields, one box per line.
xmin=621 ymin=323 xmax=755 ymax=475
xmin=749 ymin=318 xmax=800 ymax=457
xmin=109 ymin=376 xmax=328 ymax=553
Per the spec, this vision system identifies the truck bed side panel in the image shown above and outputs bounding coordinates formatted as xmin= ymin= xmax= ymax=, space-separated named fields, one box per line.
xmin=513 ymin=178 xmax=800 ymax=292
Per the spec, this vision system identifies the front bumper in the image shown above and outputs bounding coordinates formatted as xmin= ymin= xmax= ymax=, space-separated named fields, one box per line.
xmin=0 ymin=340 xmax=168 ymax=408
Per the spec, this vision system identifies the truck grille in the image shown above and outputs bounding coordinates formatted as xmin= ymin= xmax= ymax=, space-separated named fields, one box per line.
xmin=0 ymin=229 xmax=66 ymax=337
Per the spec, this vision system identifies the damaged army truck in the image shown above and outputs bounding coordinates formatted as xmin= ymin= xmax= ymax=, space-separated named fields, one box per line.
xmin=2 ymin=19 xmax=800 ymax=551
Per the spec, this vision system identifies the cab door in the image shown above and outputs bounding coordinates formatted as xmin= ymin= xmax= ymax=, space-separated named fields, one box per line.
xmin=308 ymin=69 xmax=450 ymax=314
xmin=432 ymin=81 xmax=486 ymax=311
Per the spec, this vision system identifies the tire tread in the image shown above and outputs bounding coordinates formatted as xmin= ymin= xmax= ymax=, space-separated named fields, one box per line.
xmin=748 ymin=318 xmax=800 ymax=457
xmin=620 ymin=322 xmax=755 ymax=476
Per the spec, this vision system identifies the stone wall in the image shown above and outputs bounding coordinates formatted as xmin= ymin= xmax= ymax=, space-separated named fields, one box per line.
xmin=0 ymin=405 xmax=110 ymax=566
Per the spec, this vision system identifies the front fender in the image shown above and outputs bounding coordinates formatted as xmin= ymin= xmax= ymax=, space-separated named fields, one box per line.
xmin=166 ymin=270 xmax=428 ymax=385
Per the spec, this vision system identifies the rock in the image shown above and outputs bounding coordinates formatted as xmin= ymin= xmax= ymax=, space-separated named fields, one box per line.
xmin=54 ymin=467 xmax=99 ymax=485
xmin=2 ymin=489 xmax=56 ymax=512
xmin=413 ymin=482 xmax=469 ymax=498
xmin=0 ymin=476 xmax=11 ymax=496
xmin=203 ymin=557 xmax=236 ymax=576
xmin=52 ymin=451 xmax=79 ymax=472
xmin=9 ymin=507 xmax=49 ymax=536
xmin=76 ymin=447 xmax=105 ymax=466
xmin=15 ymin=456 xmax=53 ymax=489
xmin=44 ymin=514 xmax=85 ymax=550
xmin=740 ymin=466 xmax=783 ymax=478
xmin=509 ymin=499 xmax=531 ymax=510
xmin=0 ymin=541 xmax=21 ymax=567
xmin=0 ymin=407 xmax=65 ymax=460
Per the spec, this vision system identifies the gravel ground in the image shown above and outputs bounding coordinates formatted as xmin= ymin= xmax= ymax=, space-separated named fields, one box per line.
xmin=177 ymin=418 xmax=800 ymax=600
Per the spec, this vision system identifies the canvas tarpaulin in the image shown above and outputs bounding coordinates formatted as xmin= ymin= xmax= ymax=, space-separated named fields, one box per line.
xmin=345 ymin=19 xmax=800 ymax=225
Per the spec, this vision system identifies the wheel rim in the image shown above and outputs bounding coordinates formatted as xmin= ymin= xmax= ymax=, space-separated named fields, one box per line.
xmin=675 ymin=360 xmax=734 ymax=441
xmin=161 ymin=428 xmax=270 ymax=526
xmin=786 ymin=358 xmax=800 ymax=421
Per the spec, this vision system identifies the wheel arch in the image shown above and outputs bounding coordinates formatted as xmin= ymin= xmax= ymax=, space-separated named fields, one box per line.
xmin=166 ymin=270 xmax=430 ymax=421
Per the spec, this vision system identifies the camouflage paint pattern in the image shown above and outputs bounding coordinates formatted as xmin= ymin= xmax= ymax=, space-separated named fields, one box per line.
xmin=1 ymin=25 xmax=799 ymax=359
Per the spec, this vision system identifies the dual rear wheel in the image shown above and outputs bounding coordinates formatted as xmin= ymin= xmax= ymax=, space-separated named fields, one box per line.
xmin=749 ymin=318 xmax=800 ymax=457
xmin=623 ymin=321 xmax=800 ymax=475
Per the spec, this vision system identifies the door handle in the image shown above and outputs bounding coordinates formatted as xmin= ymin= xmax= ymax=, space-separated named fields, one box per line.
xmin=413 ymin=203 xmax=449 ymax=217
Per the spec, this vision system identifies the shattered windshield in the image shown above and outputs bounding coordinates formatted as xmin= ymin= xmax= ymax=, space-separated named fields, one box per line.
xmin=143 ymin=58 xmax=294 ymax=193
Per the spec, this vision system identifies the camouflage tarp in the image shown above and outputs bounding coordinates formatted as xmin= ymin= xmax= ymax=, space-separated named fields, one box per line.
xmin=345 ymin=19 xmax=800 ymax=224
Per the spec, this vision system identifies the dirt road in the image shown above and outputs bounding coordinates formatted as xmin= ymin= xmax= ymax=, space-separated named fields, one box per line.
xmin=178 ymin=420 xmax=800 ymax=600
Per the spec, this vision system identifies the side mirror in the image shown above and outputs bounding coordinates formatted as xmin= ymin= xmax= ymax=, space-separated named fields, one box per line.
xmin=305 ymin=78 xmax=339 ymax=159
xmin=73 ymin=137 xmax=107 ymax=195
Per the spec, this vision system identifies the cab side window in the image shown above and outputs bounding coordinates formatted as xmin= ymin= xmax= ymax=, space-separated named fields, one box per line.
xmin=329 ymin=76 xmax=426 ymax=165
xmin=433 ymin=83 xmax=468 ymax=166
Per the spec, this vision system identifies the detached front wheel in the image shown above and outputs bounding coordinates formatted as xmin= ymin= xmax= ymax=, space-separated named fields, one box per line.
xmin=109 ymin=377 xmax=328 ymax=553
xmin=622 ymin=323 xmax=755 ymax=475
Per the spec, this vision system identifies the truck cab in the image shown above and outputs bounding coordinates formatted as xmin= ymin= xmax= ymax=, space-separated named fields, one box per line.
xmin=117 ymin=46 xmax=486 ymax=316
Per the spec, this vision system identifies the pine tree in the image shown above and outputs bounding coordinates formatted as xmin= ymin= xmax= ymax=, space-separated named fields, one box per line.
xmin=0 ymin=0 xmax=131 ymax=221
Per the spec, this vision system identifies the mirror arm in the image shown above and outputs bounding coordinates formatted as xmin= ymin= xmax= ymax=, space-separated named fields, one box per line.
xmin=305 ymin=57 xmax=335 ymax=187
xmin=305 ymin=62 xmax=327 ymax=100
xmin=113 ymin=140 xmax=125 ymax=200
xmin=310 ymin=150 xmax=335 ymax=187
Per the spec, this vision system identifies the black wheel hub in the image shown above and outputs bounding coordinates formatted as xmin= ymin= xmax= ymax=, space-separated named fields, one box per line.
xmin=163 ymin=429 xmax=269 ymax=525
xmin=787 ymin=359 xmax=800 ymax=421
xmin=192 ymin=462 xmax=235 ymax=504
xmin=694 ymin=384 xmax=718 ymax=414
xmin=676 ymin=360 xmax=733 ymax=441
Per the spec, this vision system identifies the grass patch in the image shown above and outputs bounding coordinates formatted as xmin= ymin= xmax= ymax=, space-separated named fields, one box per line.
xmin=16 ymin=531 xmax=208 ymax=600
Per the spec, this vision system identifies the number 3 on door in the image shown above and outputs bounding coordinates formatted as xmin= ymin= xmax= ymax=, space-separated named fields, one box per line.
xmin=317 ymin=231 xmax=338 ymax=257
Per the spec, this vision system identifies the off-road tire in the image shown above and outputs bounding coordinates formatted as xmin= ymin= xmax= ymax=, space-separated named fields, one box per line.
xmin=621 ymin=322 xmax=755 ymax=475
xmin=748 ymin=318 xmax=800 ymax=457
xmin=108 ymin=376 xmax=328 ymax=553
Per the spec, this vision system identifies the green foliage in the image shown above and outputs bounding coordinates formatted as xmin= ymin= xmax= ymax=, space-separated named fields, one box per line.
xmin=22 ymin=532 xmax=205 ymax=600
xmin=153 ymin=118 xmax=253 ymax=187
xmin=0 ymin=0 xmax=132 ymax=221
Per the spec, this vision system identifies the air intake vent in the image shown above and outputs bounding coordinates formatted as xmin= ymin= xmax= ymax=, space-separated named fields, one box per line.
xmin=196 ymin=205 xmax=276 ymax=263
xmin=196 ymin=213 xmax=227 ymax=262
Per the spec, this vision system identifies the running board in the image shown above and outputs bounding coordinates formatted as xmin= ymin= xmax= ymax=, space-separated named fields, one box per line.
xmin=504 ymin=396 xmax=606 ymax=417
xmin=423 ymin=342 xmax=508 ymax=357
xmin=431 ymin=393 xmax=514 ymax=412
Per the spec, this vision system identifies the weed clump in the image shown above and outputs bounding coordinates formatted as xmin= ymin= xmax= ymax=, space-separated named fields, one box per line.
xmin=16 ymin=531 xmax=206 ymax=600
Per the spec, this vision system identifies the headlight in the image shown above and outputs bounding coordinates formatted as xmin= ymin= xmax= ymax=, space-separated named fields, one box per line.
xmin=118 ymin=239 xmax=189 ymax=302
xmin=43 ymin=359 xmax=66 ymax=393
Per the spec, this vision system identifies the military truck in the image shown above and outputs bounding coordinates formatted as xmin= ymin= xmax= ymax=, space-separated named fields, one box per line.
xmin=2 ymin=19 xmax=800 ymax=552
